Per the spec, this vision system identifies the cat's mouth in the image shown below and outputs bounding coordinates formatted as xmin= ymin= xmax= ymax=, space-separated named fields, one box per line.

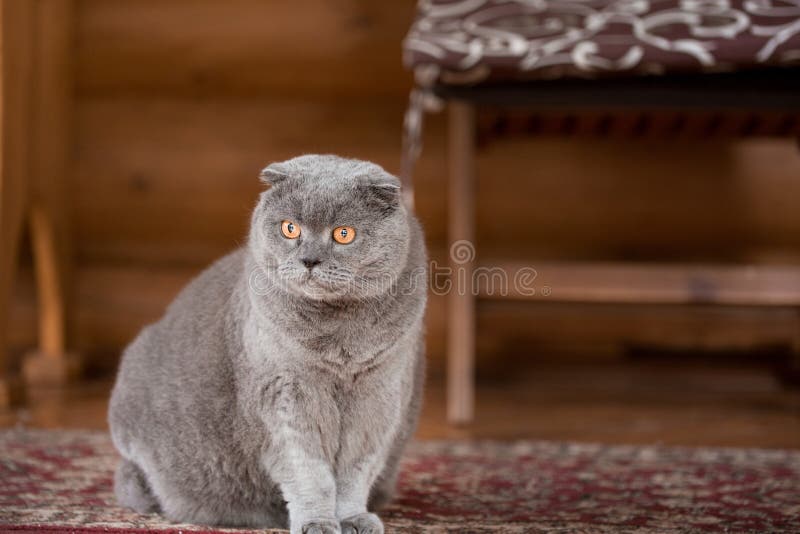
xmin=274 ymin=263 xmax=355 ymax=299
xmin=295 ymin=270 xmax=349 ymax=298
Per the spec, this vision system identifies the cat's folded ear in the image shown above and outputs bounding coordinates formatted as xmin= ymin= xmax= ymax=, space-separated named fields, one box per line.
xmin=259 ymin=163 xmax=291 ymax=189
xmin=357 ymin=173 xmax=401 ymax=213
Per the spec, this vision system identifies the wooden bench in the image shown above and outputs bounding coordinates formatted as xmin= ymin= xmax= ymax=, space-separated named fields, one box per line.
xmin=401 ymin=0 xmax=800 ymax=423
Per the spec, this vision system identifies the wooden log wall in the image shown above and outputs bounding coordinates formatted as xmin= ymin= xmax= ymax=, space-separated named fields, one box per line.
xmin=8 ymin=0 xmax=800 ymax=375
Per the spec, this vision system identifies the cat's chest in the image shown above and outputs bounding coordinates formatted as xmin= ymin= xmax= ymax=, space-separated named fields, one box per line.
xmin=280 ymin=299 xmax=393 ymax=351
xmin=299 ymin=314 xmax=394 ymax=365
xmin=249 ymin=309 xmax=394 ymax=369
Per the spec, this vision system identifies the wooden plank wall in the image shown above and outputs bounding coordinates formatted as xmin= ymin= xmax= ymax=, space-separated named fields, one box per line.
xmin=9 ymin=0 xmax=800 ymax=375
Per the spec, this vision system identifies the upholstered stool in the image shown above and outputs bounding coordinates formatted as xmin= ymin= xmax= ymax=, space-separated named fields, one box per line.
xmin=401 ymin=0 xmax=800 ymax=423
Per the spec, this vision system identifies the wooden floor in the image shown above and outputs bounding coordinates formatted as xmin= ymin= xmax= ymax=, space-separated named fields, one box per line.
xmin=2 ymin=359 xmax=798 ymax=449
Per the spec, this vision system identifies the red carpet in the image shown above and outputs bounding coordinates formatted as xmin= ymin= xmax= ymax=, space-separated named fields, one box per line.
xmin=1 ymin=429 xmax=798 ymax=533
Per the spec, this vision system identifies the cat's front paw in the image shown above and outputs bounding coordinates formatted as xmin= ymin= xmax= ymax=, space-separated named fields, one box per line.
xmin=299 ymin=517 xmax=341 ymax=534
xmin=341 ymin=512 xmax=384 ymax=534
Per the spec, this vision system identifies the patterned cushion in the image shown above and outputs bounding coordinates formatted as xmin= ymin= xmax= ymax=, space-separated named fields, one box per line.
xmin=403 ymin=0 xmax=800 ymax=85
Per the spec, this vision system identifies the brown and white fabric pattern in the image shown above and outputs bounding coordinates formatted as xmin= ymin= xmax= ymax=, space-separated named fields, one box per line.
xmin=402 ymin=0 xmax=800 ymax=85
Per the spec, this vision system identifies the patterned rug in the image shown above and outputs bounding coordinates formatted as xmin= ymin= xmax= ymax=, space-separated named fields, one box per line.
xmin=1 ymin=430 xmax=798 ymax=533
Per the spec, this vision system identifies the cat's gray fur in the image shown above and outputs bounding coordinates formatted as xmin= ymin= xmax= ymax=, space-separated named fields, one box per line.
xmin=109 ymin=155 xmax=427 ymax=534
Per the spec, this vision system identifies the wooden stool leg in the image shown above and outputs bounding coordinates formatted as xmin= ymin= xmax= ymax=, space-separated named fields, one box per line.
xmin=447 ymin=101 xmax=476 ymax=424
xmin=22 ymin=205 xmax=80 ymax=385
xmin=0 ymin=0 xmax=36 ymax=408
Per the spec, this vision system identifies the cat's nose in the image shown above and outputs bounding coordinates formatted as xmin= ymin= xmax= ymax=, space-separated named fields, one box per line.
xmin=300 ymin=257 xmax=321 ymax=270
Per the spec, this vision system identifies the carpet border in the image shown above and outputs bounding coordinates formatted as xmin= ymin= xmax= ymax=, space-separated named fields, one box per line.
xmin=0 ymin=526 xmax=286 ymax=534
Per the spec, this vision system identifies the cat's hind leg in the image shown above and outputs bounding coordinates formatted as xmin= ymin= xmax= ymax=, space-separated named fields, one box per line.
xmin=114 ymin=459 xmax=161 ymax=514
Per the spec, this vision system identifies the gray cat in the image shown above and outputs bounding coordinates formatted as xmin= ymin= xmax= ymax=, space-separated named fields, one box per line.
xmin=108 ymin=155 xmax=427 ymax=534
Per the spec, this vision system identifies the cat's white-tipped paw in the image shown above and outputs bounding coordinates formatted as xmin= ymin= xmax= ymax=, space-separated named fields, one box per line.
xmin=341 ymin=512 xmax=384 ymax=534
xmin=300 ymin=517 xmax=341 ymax=534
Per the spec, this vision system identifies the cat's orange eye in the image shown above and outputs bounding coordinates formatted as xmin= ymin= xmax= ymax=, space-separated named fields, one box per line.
xmin=281 ymin=220 xmax=301 ymax=239
xmin=332 ymin=226 xmax=355 ymax=244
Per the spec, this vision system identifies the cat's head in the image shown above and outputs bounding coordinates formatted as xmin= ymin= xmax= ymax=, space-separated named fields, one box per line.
xmin=249 ymin=155 xmax=410 ymax=301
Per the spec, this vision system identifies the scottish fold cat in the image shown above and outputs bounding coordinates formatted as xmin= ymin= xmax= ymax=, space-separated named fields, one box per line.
xmin=108 ymin=155 xmax=427 ymax=534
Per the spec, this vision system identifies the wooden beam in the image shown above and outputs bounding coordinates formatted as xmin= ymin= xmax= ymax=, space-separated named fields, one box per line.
xmin=477 ymin=261 xmax=800 ymax=307
xmin=23 ymin=0 xmax=80 ymax=385
xmin=0 ymin=0 xmax=36 ymax=408
xmin=75 ymin=0 xmax=415 ymax=99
